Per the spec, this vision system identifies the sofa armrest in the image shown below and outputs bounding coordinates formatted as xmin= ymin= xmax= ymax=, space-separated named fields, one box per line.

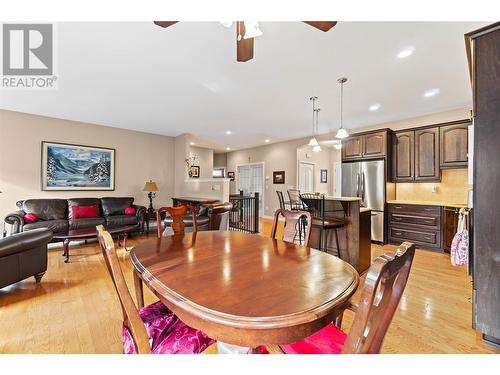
xmin=4 ymin=210 xmax=25 ymax=234
xmin=133 ymin=205 xmax=147 ymax=224
xmin=0 ymin=228 xmax=53 ymax=258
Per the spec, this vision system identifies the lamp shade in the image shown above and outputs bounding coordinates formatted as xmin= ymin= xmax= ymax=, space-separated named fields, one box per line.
xmin=143 ymin=180 xmax=159 ymax=192
xmin=308 ymin=137 xmax=319 ymax=147
xmin=335 ymin=128 xmax=349 ymax=139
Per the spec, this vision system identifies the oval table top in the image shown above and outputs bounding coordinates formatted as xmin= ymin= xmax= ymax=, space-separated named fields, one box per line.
xmin=130 ymin=231 xmax=359 ymax=347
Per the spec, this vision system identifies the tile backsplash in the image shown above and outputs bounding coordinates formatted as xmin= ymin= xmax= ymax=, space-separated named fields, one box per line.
xmin=395 ymin=169 xmax=468 ymax=204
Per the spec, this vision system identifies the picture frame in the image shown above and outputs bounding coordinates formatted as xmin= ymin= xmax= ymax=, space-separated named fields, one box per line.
xmin=190 ymin=165 xmax=200 ymax=178
xmin=227 ymin=171 xmax=235 ymax=181
xmin=273 ymin=171 xmax=285 ymax=184
xmin=41 ymin=141 xmax=115 ymax=191
xmin=320 ymin=169 xmax=328 ymax=183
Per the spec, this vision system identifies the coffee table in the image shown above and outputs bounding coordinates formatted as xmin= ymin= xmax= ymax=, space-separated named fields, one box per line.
xmin=53 ymin=225 xmax=137 ymax=263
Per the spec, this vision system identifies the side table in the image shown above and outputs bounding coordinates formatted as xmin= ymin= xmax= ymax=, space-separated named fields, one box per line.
xmin=142 ymin=209 xmax=166 ymax=234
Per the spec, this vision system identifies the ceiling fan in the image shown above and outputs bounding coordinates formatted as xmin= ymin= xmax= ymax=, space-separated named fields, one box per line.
xmin=153 ymin=21 xmax=337 ymax=62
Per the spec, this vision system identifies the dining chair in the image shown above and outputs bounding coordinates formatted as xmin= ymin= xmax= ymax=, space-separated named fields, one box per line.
xmin=276 ymin=191 xmax=286 ymax=210
xmin=207 ymin=202 xmax=233 ymax=230
xmin=156 ymin=205 xmax=198 ymax=238
xmin=271 ymin=209 xmax=312 ymax=246
xmin=287 ymin=189 xmax=303 ymax=210
xmin=96 ymin=225 xmax=214 ymax=354
xmin=265 ymin=242 xmax=416 ymax=354
xmin=300 ymin=193 xmax=345 ymax=258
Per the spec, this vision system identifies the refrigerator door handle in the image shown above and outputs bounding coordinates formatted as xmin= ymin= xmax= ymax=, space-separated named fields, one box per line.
xmin=356 ymin=173 xmax=360 ymax=197
xmin=361 ymin=172 xmax=366 ymax=204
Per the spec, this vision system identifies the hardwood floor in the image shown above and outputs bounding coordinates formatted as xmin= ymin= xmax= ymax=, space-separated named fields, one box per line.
xmin=0 ymin=220 xmax=497 ymax=354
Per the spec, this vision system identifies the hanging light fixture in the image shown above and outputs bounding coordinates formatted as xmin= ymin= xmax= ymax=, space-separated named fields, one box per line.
xmin=308 ymin=96 xmax=319 ymax=147
xmin=335 ymin=77 xmax=349 ymax=139
xmin=313 ymin=107 xmax=322 ymax=152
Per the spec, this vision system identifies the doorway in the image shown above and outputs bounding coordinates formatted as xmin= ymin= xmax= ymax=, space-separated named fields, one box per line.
xmin=298 ymin=162 xmax=315 ymax=193
xmin=236 ymin=162 xmax=264 ymax=214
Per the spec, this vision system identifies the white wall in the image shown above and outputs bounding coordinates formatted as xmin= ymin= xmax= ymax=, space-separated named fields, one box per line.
xmin=0 ymin=110 xmax=175 ymax=218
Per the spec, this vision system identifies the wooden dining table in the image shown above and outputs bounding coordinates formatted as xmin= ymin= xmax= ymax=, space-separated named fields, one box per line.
xmin=130 ymin=231 xmax=359 ymax=349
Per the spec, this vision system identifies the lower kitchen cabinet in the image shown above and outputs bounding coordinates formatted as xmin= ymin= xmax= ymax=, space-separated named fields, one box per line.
xmin=443 ymin=207 xmax=460 ymax=252
xmin=388 ymin=203 xmax=443 ymax=251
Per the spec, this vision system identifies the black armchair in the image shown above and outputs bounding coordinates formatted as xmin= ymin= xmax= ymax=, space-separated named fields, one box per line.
xmin=0 ymin=228 xmax=53 ymax=289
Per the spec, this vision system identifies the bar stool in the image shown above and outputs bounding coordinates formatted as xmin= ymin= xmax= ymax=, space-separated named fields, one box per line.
xmin=300 ymin=193 xmax=345 ymax=258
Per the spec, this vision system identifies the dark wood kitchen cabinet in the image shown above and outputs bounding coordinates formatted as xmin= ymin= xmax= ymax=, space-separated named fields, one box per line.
xmin=440 ymin=121 xmax=470 ymax=168
xmin=415 ymin=127 xmax=440 ymax=180
xmin=363 ymin=131 xmax=387 ymax=158
xmin=466 ymin=22 xmax=500 ymax=344
xmin=342 ymin=136 xmax=363 ymax=160
xmin=392 ymin=131 xmax=415 ymax=181
xmin=443 ymin=207 xmax=460 ymax=252
xmin=342 ymin=129 xmax=390 ymax=161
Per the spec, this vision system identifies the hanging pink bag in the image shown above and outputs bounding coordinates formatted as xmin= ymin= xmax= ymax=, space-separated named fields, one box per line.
xmin=450 ymin=210 xmax=469 ymax=266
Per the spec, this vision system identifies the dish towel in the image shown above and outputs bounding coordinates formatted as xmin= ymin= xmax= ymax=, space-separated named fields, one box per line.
xmin=450 ymin=210 xmax=469 ymax=266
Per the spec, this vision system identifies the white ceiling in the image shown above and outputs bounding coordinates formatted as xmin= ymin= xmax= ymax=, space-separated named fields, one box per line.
xmin=0 ymin=22 xmax=485 ymax=151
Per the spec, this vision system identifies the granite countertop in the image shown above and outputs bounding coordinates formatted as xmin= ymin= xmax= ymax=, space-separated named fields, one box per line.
xmin=324 ymin=196 xmax=361 ymax=202
xmin=387 ymin=200 xmax=468 ymax=209
xmin=360 ymin=207 xmax=372 ymax=213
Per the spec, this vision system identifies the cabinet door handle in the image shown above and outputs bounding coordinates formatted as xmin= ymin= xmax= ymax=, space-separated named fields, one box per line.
xmin=395 ymin=206 xmax=403 ymax=209
xmin=394 ymin=232 xmax=403 ymax=236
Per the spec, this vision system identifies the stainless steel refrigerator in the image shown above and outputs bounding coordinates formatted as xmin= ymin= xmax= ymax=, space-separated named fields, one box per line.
xmin=341 ymin=160 xmax=385 ymax=242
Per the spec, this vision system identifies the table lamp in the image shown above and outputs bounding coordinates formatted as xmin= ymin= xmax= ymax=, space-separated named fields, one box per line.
xmin=143 ymin=180 xmax=159 ymax=213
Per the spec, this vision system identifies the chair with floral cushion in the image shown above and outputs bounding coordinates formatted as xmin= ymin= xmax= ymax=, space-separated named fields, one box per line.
xmin=96 ymin=225 xmax=214 ymax=354
xmin=265 ymin=241 xmax=416 ymax=354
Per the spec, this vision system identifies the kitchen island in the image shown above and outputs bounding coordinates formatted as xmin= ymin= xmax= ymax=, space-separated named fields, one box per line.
xmin=308 ymin=197 xmax=371 ymax=274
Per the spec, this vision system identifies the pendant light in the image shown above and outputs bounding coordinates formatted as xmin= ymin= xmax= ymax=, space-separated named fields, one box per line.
xmin=308 ymin=96 xmax=319 ymax=147
xmin=313 ymin=107 xmax=322 ymax=152
xmin=335 ymin=77 xmax=349 ymax=139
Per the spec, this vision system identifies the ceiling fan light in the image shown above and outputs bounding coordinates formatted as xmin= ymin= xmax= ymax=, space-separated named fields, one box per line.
xmin=243 ymin=22 xmax=263 ymax=39
xmin=336 ymin=128 xmax=349 ymax=139
xmin=308 ymin=137 xmax=319 ymax=146
xmin=313 ymin=145 xmax=322 ymax=152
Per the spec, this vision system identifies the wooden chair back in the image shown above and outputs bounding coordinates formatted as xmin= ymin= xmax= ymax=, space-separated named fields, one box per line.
xmin=156 ymin=205 xmax=197 ymax=238
xmin=342 ymin=242 xmax=416 ymax=353
xmin=276 ymin=191 xmax=286 ymax=210
xmin=96 ymin=225 xmax=151 ymax=354
xmin=271 ymin=209 xmax=312 ymax=247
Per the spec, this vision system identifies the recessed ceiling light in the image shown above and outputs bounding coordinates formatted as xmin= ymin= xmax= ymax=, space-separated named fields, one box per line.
xmin=369 ymin=104 xmax=381 ymax=111
xmin=423 ymin=88 xmax=440 ymax=98
xmin=189 ymin=142 xmax=195 ymax=145
xmin=397 ymin=47 xmax=415 ymax=59
xmin=265 ymin=139 xmax=270 ymax=143
xmin=225 ymin=130 xmax=232 ymax=135
xmin=226 ymin=147 xmax=231 ymax=151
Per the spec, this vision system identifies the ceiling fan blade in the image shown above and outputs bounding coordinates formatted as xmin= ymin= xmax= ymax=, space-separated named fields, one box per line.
xmin=236 ymin=21 xmax=254 ymax=62
xmin=303 ymin=21 xmax=338 ymax=32
xmin=153 ymin=21 xmax=179 ymax=28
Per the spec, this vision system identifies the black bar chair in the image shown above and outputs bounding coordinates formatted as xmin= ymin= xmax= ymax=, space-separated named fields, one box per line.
xmin=287 ymin=189 xmax=303 ymax=210
xmin=300 ymin=193 xmax=345 ymax=258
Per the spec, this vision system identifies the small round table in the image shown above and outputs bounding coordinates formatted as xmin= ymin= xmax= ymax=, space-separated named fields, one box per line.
xmin=130 ymin=231 xmax=359 ymax=348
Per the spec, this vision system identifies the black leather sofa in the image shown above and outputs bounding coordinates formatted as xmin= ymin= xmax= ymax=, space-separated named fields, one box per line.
xmin=0 ymin=228 xmax=52 ymax=289
xmin=4 ymin=197 xmax=146 ymax=237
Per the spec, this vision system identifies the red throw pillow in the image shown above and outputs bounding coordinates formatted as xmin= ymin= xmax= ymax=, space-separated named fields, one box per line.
xmin=72 ymin=205 xmax=99 ymax=219
xmin=24 ymin=213 xmax=38 ymax=223
xmin=124 ymin=207 xmax=136 ymax=215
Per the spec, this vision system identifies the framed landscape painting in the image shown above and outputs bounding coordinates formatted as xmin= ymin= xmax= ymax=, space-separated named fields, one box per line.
xmin=41 ymin=142 xmax=115 ymax=190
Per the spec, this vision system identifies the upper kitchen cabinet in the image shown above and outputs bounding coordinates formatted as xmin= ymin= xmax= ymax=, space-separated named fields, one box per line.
xmin=392 ymin=131 xmax=415 ymax=181
xmin=342 ymin=135 xmax=363 ymax=160
xmin=440 ymin=121 xmax=470 ymax=167
xmin=342 ymin=130 xmax=390 ymax=161
xmin=415 ymin=127 xmax=440 ymax=180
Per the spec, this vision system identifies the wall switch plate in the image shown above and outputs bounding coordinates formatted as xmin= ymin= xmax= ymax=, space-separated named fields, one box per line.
xmin=431 ymin=185 xmax=437 ymax=193
xmin=212 ymin=184 xmax=221 ymax=191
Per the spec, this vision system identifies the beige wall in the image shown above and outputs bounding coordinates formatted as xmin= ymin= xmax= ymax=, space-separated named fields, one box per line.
xmin=0 ymin=110 xmax=175 ymax=219
xmin=213 ymin=153 xmax=227 ymax=168
xmin=297 ymin=146 xmax=336 ymax=196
